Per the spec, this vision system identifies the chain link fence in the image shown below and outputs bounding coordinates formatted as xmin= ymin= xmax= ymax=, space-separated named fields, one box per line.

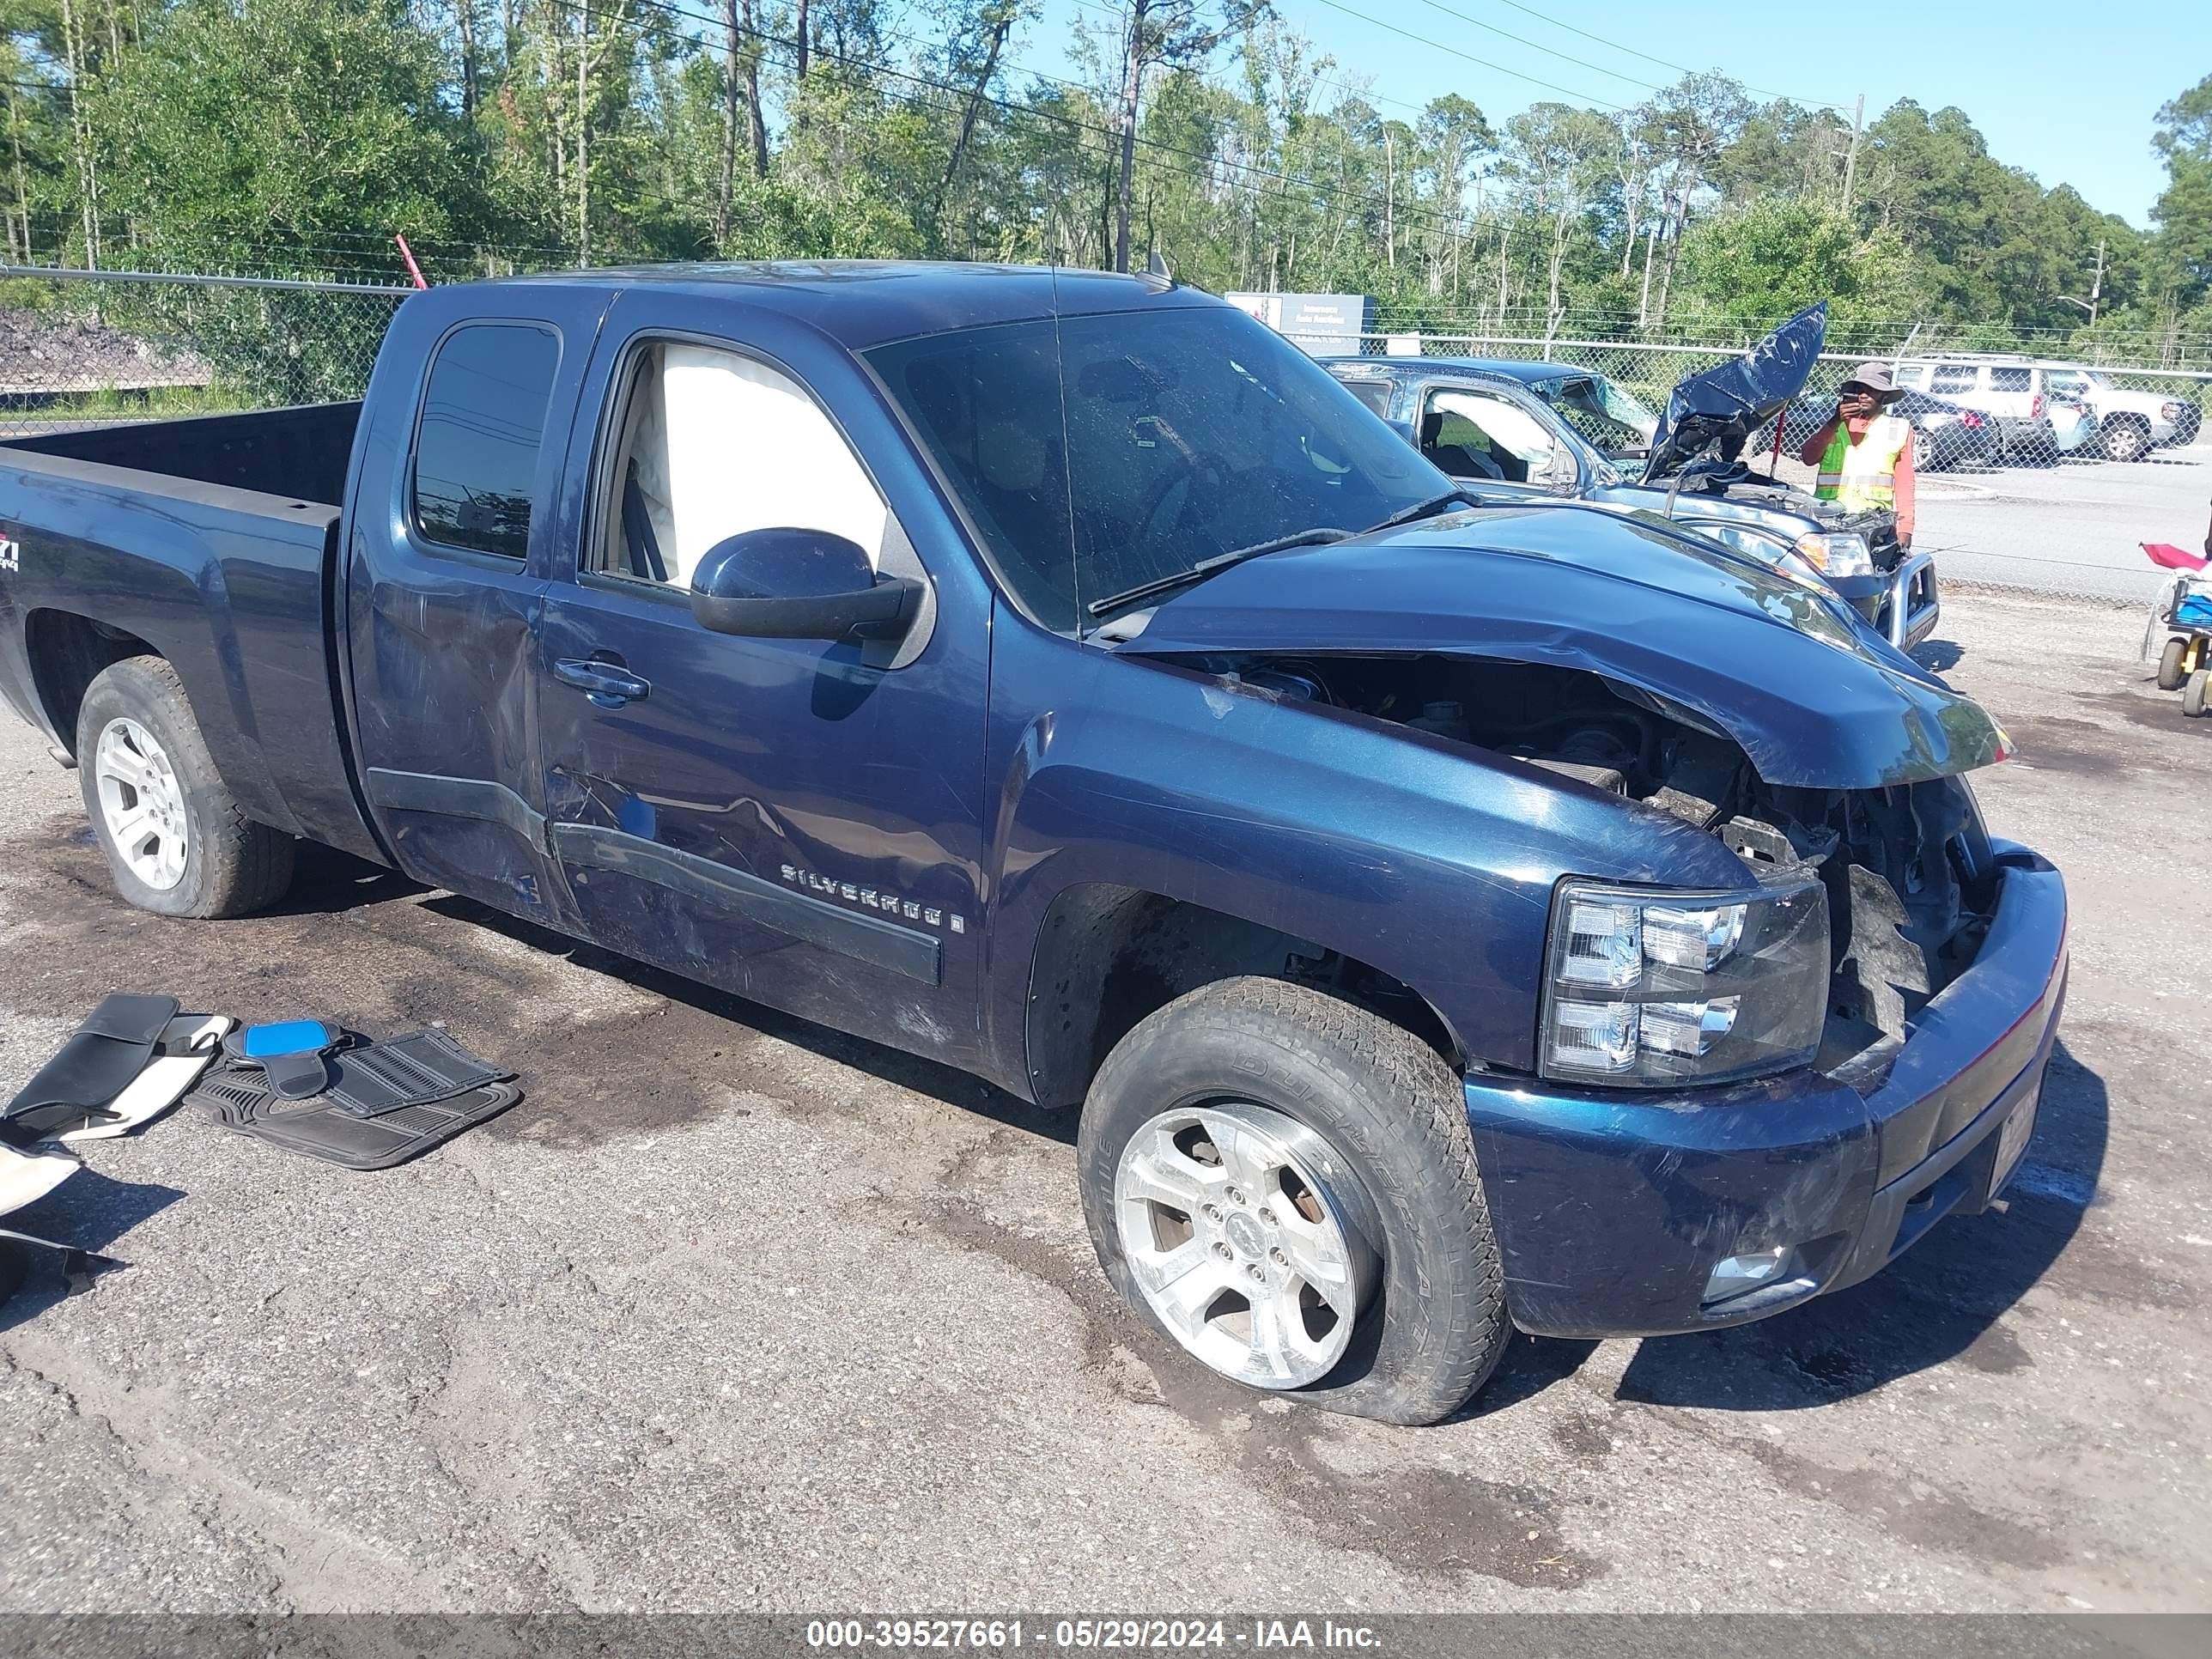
xmin=1 ymin=266 xmax=2202 ymax=612
xmin=0 ymin=266 xmax=404 ymax=441
xmin=1299 ymin=327 xmax=2212 ymax=607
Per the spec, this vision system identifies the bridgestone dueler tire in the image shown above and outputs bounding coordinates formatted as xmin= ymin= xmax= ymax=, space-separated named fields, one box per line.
xmin=76 ymin=656 xmax=295 ymax=919
xmin=2159 ymin=637 xmax=2190 ymax=692
xmin=1078 ymin=978 xmax=1510 ymax=1425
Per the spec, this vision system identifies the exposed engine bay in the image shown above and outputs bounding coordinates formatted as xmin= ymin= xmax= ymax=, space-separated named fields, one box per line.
xmin=1190 ymin=652 xmax=1998 ymax=1073
xmin=1665 ymin=464 xmax=1905 ymax=572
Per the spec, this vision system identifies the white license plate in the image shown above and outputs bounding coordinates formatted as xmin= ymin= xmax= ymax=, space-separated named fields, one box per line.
xmin=1991 ymin=1087 xmax=2040 ymax=1196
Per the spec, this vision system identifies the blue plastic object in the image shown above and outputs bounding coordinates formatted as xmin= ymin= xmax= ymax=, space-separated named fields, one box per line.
xmin=240 ymin=1020 xmax=337 ymax=1059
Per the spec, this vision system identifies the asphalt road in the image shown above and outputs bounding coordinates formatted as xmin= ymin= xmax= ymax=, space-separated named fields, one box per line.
xmin=2 ymin=591 xmax=2209 ymax=1615
xmin=1910 ymin=443 xmax=2210 ymax=603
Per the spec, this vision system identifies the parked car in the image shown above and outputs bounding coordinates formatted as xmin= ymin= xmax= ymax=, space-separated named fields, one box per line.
xmin=1328 ymin=306 xmax=1940 ymax=647
xmin=0 ymin=264 xmax=2063 ymax=1425
xmin=2035 ymin=361 xmax=2197 ymax=460
xmin=1894 ymin=356 xmax=2174 ymax=463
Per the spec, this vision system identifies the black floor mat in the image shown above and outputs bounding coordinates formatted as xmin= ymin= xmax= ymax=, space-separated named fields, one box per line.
xmin=315 ymin=1029 xmax=514 ymax=1120
xmin=187 ymin=1032 xmax=520 ymax=1170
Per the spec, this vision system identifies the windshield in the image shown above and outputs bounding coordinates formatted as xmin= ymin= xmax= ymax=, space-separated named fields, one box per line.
xmin=1536 ymin=373 xmax=1660 ymax=453
xmin=866 ymin=304 xmax=1443 ymax=633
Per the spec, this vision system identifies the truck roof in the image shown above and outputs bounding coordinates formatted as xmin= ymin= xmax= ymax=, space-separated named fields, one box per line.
xmin=479 ymin=259 xmax=1189 ymax=349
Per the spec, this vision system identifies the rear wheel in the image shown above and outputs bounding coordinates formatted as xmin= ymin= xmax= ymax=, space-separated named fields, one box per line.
xmin=1078 ymin=978 xmax=1509 ymax=1425
xmin=2159 ymin=637 xmax=2191 ymax=692
xmin=76 ymin=656 xmax=295 ymax=918
xmin=2185 ymin=668 xmax=2211 ymax=720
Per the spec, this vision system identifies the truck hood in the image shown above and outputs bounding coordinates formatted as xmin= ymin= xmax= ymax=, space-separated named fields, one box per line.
xmin=1643 ymin=302 xmax=1826 ymax=483
xmin=1115 ymin=503 xmax=2003 ymax=791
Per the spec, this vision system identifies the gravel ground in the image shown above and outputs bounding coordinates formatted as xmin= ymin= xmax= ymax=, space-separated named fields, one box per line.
xmin=0 ymin=587 xmax=2207 ymax=1615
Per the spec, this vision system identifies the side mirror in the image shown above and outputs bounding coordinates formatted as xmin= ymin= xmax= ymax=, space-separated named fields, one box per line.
xmin=1384 ymin=417 xmax=1418 ymax=447
xmin=688 ymin=527 xmax=920 ymax=642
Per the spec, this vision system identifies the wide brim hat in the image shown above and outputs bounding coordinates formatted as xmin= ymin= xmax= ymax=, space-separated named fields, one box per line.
xmin=1844 ymin=361 xmax=1903 ymax=404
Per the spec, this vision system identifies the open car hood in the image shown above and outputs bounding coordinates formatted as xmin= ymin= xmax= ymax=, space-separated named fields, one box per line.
xmin=1641 ymin=303 xmax=1826 ymax=483
xmin=1115 ymin=502 xmax=2003 ymax=791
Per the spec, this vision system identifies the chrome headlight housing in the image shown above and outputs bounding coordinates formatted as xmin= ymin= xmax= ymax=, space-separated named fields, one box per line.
xmin=1540 ymin=875 xmax=1829 ymax=1087
xmin=1794 ymin=532 xmax=1875 ymax=580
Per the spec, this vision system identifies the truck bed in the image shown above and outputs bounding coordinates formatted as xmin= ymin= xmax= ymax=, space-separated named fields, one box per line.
xmin=0 ymin=403 xmax=382 ymax=863
xmin=3 ymin=401 xmax=362 ymax=507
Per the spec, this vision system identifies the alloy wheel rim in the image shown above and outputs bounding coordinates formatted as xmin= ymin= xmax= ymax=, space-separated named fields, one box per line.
xmin=94 ymin=717 xmax=189 ymax=890
xmin=1113 ymin=1101 xmax=1379 ymax=1389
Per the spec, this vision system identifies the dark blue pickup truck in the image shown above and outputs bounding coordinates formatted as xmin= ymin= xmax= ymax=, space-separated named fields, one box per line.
xmin=0 ymin=264 xmax=2066 ymax=1424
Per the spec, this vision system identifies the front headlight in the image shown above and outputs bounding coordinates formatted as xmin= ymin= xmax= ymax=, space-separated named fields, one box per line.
xmin=1794 ymin=532 xmax=1875 ymax=579
xmin=1540 ymin=876 xmax=1829 ymax=1086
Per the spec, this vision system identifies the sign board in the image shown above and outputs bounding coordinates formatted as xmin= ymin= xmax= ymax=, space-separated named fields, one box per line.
xmin=1224 ymin=292 xmax=1373 ymax=356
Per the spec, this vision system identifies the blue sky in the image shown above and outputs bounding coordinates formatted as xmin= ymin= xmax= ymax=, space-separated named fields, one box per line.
xmin=1024 ymin=0 xmax=2210 ymax=228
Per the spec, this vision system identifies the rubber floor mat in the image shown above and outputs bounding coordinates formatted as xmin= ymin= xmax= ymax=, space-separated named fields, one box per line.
xmin=315 ymin=1029 xmax=514 ymax=1120
xmin=189 ymin=1064 xmax=521 ymax=1170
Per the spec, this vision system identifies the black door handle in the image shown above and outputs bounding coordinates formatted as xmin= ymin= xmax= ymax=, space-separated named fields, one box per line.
xmin=553 ymin=657 xmax=651 ymax=708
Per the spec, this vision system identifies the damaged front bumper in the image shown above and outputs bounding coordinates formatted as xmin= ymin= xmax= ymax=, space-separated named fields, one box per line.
xmin=1464 ymin=842 xmax=2067 ymax=1339
xmin=1830 ymin=550 xmax=1940 ymax=651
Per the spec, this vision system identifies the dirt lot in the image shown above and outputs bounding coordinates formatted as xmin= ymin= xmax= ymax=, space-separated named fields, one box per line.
xmin=1 ymin=586 xmax=2207 ymax=1615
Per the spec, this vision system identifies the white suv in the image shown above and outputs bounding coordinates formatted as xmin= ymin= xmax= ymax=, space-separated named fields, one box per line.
xmin=1894 ymin=356 xmax=2187 ymax=463
xmin=2036 ymin=362 xmax=2197 ymax=460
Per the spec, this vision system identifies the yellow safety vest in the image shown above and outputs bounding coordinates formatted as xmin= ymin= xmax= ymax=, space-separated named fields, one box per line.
xmin=1814 ymin=414 xmax=1910 ymax=513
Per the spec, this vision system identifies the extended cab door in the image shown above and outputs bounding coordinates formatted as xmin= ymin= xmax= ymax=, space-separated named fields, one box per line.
xmin=530 ymin=294 xmax=993 ymax=1071
xmin=343 ymin=289 xmax=609 ymax=922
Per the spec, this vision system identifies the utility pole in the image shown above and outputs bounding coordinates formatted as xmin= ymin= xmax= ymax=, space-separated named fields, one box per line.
xmin=1842 ymin=93 xmax=1864 ymax=213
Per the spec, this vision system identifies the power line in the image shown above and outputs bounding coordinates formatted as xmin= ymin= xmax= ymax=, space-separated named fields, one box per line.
xmin=1295 ymin=0 xmax=1628 ymax=111
xmin=1406 ymin=0 xmax=1673 ymax=95
xmin=1456 ymin=0 xmax=1852 ymax=108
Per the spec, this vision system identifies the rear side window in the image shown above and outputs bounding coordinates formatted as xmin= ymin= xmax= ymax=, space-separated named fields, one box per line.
xmin=1929 ymin=365 xmax=1978 ymax=395
xmin=413 ymin=323 xmax=562 ymax=559
xmin=1989 ymin=366 xmax=2032 ymax=392
xmin=1894 ymin=365 xmax=1926 ymax=388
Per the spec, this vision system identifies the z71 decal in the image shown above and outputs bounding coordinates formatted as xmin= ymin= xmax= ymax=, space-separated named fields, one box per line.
xmin=0 ymin=534 xmax=19 ymax=574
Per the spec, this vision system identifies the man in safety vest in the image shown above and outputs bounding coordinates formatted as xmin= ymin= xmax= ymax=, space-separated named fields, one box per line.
xmin=1799 ymin=362 xmax=1915 ymax=549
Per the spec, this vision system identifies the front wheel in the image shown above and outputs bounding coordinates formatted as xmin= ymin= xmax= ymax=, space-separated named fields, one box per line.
xmin=2158 ymin=637 xmax=2190 ymax=692
xmin=1078 ymin=978 xmax=1509 ymax=1425
xmin=76 ymin=656 xmax=295 ymax=918
xmin=2185 ymin=668 xmax=2210 ymax=719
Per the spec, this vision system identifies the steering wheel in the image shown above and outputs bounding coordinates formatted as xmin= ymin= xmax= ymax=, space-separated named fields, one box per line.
xmin=1134 ymin=450 xmax=1232 ymax=544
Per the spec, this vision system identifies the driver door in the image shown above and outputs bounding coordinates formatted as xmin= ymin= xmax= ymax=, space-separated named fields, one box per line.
xmin=1413 ymin=382 xmax=1578 ymax=495
xmin=531 ymin=298 xmax=991 ymax=1071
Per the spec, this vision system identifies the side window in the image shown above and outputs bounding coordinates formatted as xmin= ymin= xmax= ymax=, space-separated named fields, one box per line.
xmin=1894 ymin=365 xmax=1926 ymax=389
xmin=2046 ymin=371 xmax=2087 ymax=398
xmin=1339 ymin=378 xmax=1395 ymax=417
xmin=1929 ymin=365 xmax=1978 ymax=396
xmin=592 ymin=341 xmax=889 ymax=588
xmin=1988 ymin=366 xmax=2032 ymax=393
xmin=413 ymin=323 xmax=561 ymax=559
xmin=1419 ymin=388 xmax=1557 ymax=484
